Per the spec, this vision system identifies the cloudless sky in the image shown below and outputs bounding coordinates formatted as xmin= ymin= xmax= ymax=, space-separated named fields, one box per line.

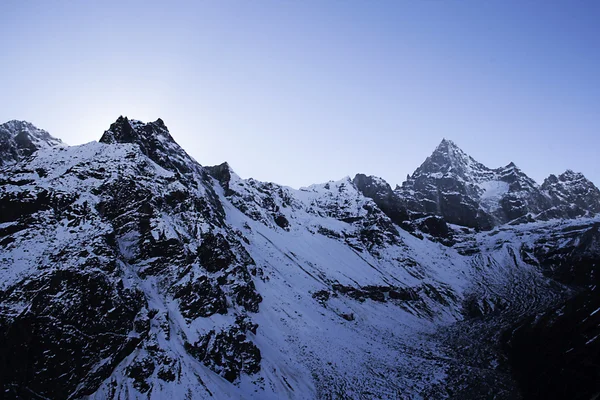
xmin=1 ymin=0 xmax=599 ymax=188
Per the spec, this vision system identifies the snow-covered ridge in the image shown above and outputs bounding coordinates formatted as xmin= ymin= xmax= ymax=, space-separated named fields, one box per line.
xmin=0 ymin=118 xmax=599 ymax=399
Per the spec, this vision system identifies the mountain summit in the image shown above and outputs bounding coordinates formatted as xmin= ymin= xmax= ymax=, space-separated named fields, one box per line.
xmin=100 ymin=116 xmax=195 ymax=175
xmin=415 ymin=138 xmax=491 ymax=181
xmin=380 ymin=139 xmax=598 ymax=231
xmin=0 ymin=120 xmax=64 ymax=166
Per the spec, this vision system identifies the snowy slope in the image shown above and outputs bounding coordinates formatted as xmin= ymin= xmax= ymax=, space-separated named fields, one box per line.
xmin=0 ymin=118 xmax=599 ymax=399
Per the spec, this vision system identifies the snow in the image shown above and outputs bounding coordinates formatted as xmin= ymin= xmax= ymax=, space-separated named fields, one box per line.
xmin=1 ymin=120 xmax=598 ymax=399
xmin=479 ymin=180 xmax=510 ymax=200
xmin=478 ymin=180 xmax=510 ymax=213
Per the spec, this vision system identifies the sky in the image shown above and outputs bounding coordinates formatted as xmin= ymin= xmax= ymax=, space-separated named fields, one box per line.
xmin=0 ymin=0 xmax=599 ymax=188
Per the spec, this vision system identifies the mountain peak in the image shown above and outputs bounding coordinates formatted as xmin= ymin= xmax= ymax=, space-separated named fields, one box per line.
xmin=1 ymin=120 xmax=62 ymax=143
xmin=431 ymin=138 xmax=471 ymax=161
xmin=541 ymin=169 xmax=600 ymax=215
xmin=559 ymin=169 xmax=585 ymax=181
xmin=438 ymin=137 xmax=457 ymax=147
xmin=99 ymin=116 xmax=172 ymax=145
xmin=434 ymin=138 xmax=463 ymax=155
xmin=2 ymin=119 xmax=38 ymax=131
xmin=99 ymin=116 xmax=194 ymax=175
xmin=410 ymin=138 xmax=486 ymax=183
xmin=0 ymin=120 xmax=64 ymax=166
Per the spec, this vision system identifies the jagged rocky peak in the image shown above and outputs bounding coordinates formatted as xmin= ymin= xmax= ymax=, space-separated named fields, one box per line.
xmin=392 ymin=139 xmax=557 ymax=230
xmin=99 ymin=116 xmax=171 ymax=145
xmin=206 ymin=161 xmax=233 ymax=185
xmin=413 ymin=138 xmax=491 ymax=181
xmin=0 ymin=120 xmax=64 ymax=166
xmin=495 ymin=161 xmax=538 ymax=190
xmin=205 ymin=162 xmax=235 ymax=195
xmin=394 ymin=139 xmax=495 ymax=229
xmin=541 ymin=169 xmax=600 ymax=215
xmin=353 ymin=174 xmax=394 ymax=197
xmin=544 ymin=169 xmax=595 ymax=187
xmin=99 ymin=116 xmax=195 ymax=175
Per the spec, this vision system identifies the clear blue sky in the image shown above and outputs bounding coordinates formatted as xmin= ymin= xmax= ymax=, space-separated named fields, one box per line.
xmin=1 ymin=0 xmax=599 ymax=188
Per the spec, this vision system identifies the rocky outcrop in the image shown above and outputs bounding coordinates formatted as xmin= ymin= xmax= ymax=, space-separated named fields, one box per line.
xmin=0 ymin=270 xmax=147 ymax=399
xmin=352 ymin=173 xmax=409 ymax=225
xmin=99 ymin=116 xmax=195 ymax=176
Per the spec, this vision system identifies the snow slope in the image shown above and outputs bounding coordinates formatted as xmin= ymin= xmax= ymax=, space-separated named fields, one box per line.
xmin=0 ymin=118 xmax=598 ymax=399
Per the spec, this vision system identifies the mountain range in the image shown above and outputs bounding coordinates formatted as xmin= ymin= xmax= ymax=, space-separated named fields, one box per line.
xmin=0 ymin=117 xmax=598 ymax=399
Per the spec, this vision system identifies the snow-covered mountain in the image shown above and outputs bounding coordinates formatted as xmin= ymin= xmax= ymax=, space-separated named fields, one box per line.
xmin=539 ymin=170 xmax=600 ymax=220
xmin=381 ymin=139 xmax=599 ymax=231
xmin=0 ymin=118 xmax=598 ymax=399
xmin=0 ymin=120 xmax=65 ymax=166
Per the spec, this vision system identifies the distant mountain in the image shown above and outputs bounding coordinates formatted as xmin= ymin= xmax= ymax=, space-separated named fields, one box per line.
xmin=0 ymin=120 xmax=64 ymax=166
xmin=0 ymin=118 xmax=598 ymax=399
xmin=539 ymin=170 xmax=600 ymax=219
xmin=353 ymin=139 xmax=599 ymax=234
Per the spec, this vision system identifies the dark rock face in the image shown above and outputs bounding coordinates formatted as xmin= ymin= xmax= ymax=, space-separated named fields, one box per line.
xmin=316 ymin=282 xmax=456 ymax=320
xmin=99 ymin=116 xmax=193 ymax=176
xmin=0 ymin=270 xmax=147 ymax=399
xmin=353 ymin=174 xmax=456 ymax=244
xmin=329 ymin=283 xmax=419 ymax=303
xmin=0 ymin=120 xmax=64 ymax=166
xmin=198 ymin=232 xmax=237 ymax=273
xmin=502 ymin=221 xmax=600 ymax=399
xmin=524 ymin=222 xmax=600 ymax=287
xmin=174 ymin=276 xmax=228 ymax=320
xmin=504 ymin=289 xmax=600 ymax=400
xmin=185 ymin=317 xmax=261 ymax=382
xmin=274 ymin=213 xmax=290 ymax=229
xmin=205 ymin=162 xmax=234 ymax=196
xmin=352 ymin=174 xmax=409 ymax=226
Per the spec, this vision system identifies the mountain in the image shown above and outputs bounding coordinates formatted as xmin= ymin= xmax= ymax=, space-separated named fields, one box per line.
xmin=0 ymin=120 xmax=65 ymax=166
xmin=539 ymin=170 xmax=600 ymax=220
xmin=393 ymin=139 xmax=543 ymax=229
xmin=0 ymin=119 xmax=598 ymax=399
xmin=353 ymin=139 xmax=598 ymax=233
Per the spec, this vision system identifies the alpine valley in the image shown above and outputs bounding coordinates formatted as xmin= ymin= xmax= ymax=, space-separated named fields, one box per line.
xmin=0 ymin=117 xmax=598 ymax=400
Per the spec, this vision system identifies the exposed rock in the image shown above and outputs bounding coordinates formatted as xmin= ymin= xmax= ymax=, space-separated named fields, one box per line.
xmin=0 ymin=120 xmax=64 ymax=166
xmin=173 ymin=276 xmax=228 ymax=320
xmin=185 ymin=317 xmax=261 ymax=382
xmin=0 ymin=269 xmax=147 ymax=399
xmin=353 ymin=173 xmax=409 ymax=225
